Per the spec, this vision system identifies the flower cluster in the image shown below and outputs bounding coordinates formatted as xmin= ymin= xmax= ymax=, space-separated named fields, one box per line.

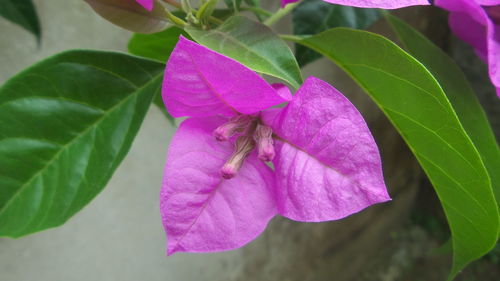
xmin=159 ymin=37 xmax=390 ymax=254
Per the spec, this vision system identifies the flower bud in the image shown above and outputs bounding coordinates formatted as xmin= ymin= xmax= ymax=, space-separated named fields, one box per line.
xmin=254 ymin=124 xmax=275 ymax=162
xmin=213 ymin=115 xmax=252 ymax=142
xmin=220 ymin=136 xmax=255 ymax=179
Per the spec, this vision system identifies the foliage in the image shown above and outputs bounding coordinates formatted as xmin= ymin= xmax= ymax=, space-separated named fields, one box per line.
xmin=0 ymin=0 xmax=498 ymax=279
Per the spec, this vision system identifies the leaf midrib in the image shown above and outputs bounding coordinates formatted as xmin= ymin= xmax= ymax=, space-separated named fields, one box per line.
xmin=0 ymin=70 xmax=162 ymax=218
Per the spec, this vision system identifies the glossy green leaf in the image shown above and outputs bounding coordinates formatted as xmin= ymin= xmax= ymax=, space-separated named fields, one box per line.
xmin=186 ymin=15 xmax=303 ymax=89
xmin=0 ymin=0 xmax=40 ymax=41
xmin=128 ymin=26 xmax=188 ymax=124
xmin=85 ymin=0 xmax=169 ymax=34
xmin=386 ymin=15 xmax=500 ymax=210
xmin=292 ymin=0 xmax=380 ymax=66
xmin=0 ymin=50 xmax=164 ymax=237
xmin=295 ymin=28 xmax=499 ymax=280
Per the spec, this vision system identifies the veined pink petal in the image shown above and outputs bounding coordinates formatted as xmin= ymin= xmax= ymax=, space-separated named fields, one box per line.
xmin=263 ymin=77 xmax=390 ymax=222
xmin=282 ymin=0 xmax=430 ymax=9
xmin=136 ymin=0 xmax=153 ymax=11
xmin=160 ymin=117 xmax=277 ymax=255
xmin=162 ymin=37 xmax=291 ymax=118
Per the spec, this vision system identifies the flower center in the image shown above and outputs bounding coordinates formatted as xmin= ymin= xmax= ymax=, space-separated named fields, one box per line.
xmin=213 ymin=114 xmax=275 ymax=179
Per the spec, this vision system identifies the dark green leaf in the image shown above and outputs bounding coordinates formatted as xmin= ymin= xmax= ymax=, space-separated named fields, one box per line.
xmin=186 ymin=16 xmax=303 ymax=89
xmin=0 ymin=51 xmax=164 ymax=237
xmin=84 ymin=0 xmax=169 ymax=34
xmin=0 ymin=0 xmax=40 ymax=41
xmin=295 ymin=28 xmax=499 ymax=280
xmin=292 ymin=0 xmax=380 ymax=66
xmin=386 ymin=15 xmax=500 ymax=212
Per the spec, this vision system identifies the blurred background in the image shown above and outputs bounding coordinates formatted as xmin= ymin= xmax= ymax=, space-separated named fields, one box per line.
xmin=0 ymin=1 xmax=499 ymax=280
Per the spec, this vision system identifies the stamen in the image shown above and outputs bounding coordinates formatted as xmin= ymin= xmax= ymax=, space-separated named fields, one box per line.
xmin=220 ymin=136 xmax=255 ymax=179
xmin=213 ymin=115 xmax=253 ymax=141
xmin=254 ymin=124 xmax=275 ymax=162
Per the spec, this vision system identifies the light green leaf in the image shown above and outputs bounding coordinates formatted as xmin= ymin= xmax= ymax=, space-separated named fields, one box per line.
xmin=186 ymin=15 xmax=303 ymax=89
xmin=386 ymin=14 xmax=500 ymax=210
xmin=0 ymin=0 xmax=40 ymax=41
xmin=295 ymin=28 xmax=499 ymax=280
xmin=292 ymin=0 xmax=380 ymax=66
xmin=0 ymin=50 xmax=164 ymax=237
xmin=84 ymin=0 xmax=169 ymax=34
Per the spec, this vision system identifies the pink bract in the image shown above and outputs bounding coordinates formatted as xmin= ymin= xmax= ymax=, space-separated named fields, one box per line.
xmin=262 ymin=77 xmax=390 ymax=221
xmin=136 ymin=0 xmax=153 ymax=11
xmin=282 ymin=0 xmax=430 ymax=8
xmin=160 ymin=37 xmax=390 ymax=254
xmin=435 ymin=0 xmax=500 ymax=97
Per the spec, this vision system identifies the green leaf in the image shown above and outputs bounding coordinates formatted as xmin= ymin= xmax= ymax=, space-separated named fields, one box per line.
xmin=128 ymin=26 xmax=188 ymax=62
xmin=295 ymin=28 xmax=500 ymax=280
xmin=385 ymin=15 xmax=500 ymax=211
xmin=0 ymin=0 xmax=40 ymax=41
xmin=0 ymin=50 xmax=164 ymax=237
xmin=84 ymin=0 xmax=169 ymax=34
xmin=128 ymin=27 xmax=188 ymax=123
xmin=186 ymin=15 xmax=303 ymax=89
xmin=292 ymin=0 xmax=380 ymax=66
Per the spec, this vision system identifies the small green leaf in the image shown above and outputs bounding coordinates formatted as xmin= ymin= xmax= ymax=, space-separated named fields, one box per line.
xmin=0 ymin=51 xmax=164 ymax=237
xmin=295 ymin=28 xmax=499 ymax=280
xmin=128 ymin=26 xmax=188 ymax=62
xmin=186 ymin=15 xmax=303 ymax=89
xmin=292 ymin=0 xmax=380 ymax=66
xmin=85 ymin=0 xmax=169 ymax=34
xmin=196 ymin=0 xmax=218 ymax=21
xmin=0 ymin=0 xmax=40 ymax=41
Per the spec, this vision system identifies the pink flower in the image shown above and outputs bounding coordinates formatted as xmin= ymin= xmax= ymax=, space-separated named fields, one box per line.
xmin=136 ymin=0 xmax=153 ymax=11
xmin=435 ymin=0 xmax=500 ymax=97
xmin=281 ymin=0 xmax=430 ymax=9
xmin=160 ymin=36 xmax=390 ymax=255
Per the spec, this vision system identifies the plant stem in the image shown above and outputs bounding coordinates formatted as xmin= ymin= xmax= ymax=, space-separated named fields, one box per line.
xmin=263 ymin=2 xmax=300 ymax=26
xmin=279 ymin=34 xmax=305 ymax=42
xmin=162 ymin=0 xmax=223 ymax=26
